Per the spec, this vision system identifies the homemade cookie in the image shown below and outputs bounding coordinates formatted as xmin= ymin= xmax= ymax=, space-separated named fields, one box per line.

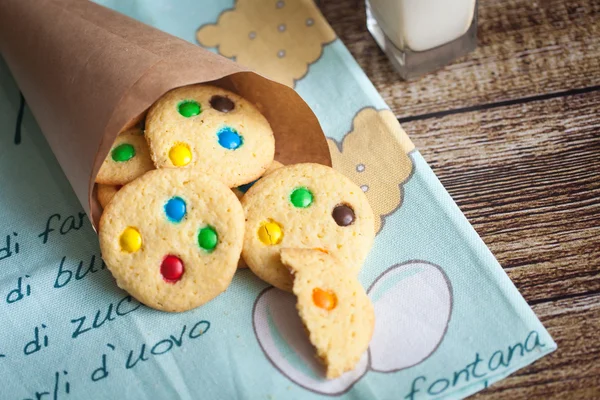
xmin=281 ymin=248 xmax=375 ymax=379
xmin=99 ymin=169 xmax=245 ymax=312
xmin=97 ymin=184 xmax=121 ymax=208
xmin=145 ymin=84 xmax=275 ymax=187
xmin=95 ymin=128 xmax=155 ymax=185
xmin=242 ymin=163 xmax=375 ymax=291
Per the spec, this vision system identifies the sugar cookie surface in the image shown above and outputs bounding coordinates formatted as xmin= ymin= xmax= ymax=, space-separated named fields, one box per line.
xmin=97 ymin=184 xmax=121 ymax=208
xmin=242 ymin=163 xmax=375 ymax=291
xmin=99 ymin=169 xmax=245 ymax=312
xmin=282 ymin=248 xmax=375 ymax=379
xmin=232 ymin=160 xmax=284 ymax=200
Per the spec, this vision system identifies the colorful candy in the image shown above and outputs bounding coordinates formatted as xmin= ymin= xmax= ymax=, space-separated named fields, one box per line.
xmin=257 ymin=221 xmax=283 ymax=245
xmin=332 ymin=204 xmax=355 ymax=226
xmin=120 ymin=227 xmax=142 ymax=253
xmin=312 ymin=288 xmax=337 ymax=311
xmin=198 ymin=226 xmax=218 ymax=252
xmin=164 ymin=197 xmax=186 ymax=223
xmin=290 ymin=187 xmax=313 ymax=208
xmin=160 ymin=255 xmax=185 ymax=282
xmin=210 ymin=95 xmax=235 ymax=112
xmin=111 ymin=143 xmax=135 ymax=162
xmin=178 ymin=100 xmax=201 ymax=117
xmin=169 ymin=143 xmax=192 ymax=166
xmin=217 ymin=127 xmax=243 ymax=150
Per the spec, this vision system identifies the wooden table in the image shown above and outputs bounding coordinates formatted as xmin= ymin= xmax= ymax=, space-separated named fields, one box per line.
xmin=320 ymin=0 xmax=600 ymax=398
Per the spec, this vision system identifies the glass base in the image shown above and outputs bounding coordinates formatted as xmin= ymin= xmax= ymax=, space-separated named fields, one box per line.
xmin=366 ymin=1 xmax=478 ymax=80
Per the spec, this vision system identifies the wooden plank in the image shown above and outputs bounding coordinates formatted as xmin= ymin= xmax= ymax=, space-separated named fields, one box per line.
xmin=475 ymin=293 xmax=600 ymax=399
xmin=401 ymin=90 xmax=600 ymax=303
xmin=319 ymin=0 xmax=600 ymax=118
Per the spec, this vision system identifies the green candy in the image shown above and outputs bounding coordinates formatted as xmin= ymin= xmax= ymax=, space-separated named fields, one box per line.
xmin=111 ymin=143 xmax=135 ymax=162
xmin=198 ymin=226 xmax=218 ymax=252
xmin=290 ymin=187 xmax=313 ymax=208
xmin=178 ymin=100 xmax=201 ymax=117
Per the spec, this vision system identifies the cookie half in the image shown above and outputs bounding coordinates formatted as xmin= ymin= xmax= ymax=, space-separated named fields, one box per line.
xmin=99 ymin=168 xmax=245 ymax=312
xmin=96 ymin=128 xmax=155 ymax=185
xmin=242 ymin=163 xmax=375 ymax=291
xmin=282 ymin=248 xmax=375 ymax=379
xmin=145 ymin=84 xmax=275 ymax=187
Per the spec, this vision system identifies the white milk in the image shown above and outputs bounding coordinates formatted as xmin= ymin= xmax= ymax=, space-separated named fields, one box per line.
xmin=367 ymin=0 xmax=476 ymax=52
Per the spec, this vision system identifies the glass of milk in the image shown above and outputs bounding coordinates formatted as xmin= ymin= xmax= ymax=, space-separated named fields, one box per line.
xmin=366 ymin=0 xmax=478 ymax=80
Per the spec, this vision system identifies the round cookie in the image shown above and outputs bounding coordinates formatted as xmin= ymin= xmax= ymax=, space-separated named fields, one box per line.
xmin=96 ymin=128 xmax=155 ymax=185
xmin=99 ymin=169 xmax=245 ymax=312
xmin=145 ymin=84 xmax=275 ymax=188
xmin=97 ymin=184 xmax=122 ymax=208
xmin=242 ymin=163 xmax=375 ymax=292
xmin=281 ymin=248 xmax=375 ymax=379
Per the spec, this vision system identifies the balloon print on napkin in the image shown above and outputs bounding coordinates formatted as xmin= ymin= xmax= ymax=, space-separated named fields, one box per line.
xmin=328 ymin=108 xmax=415 ymax=233
xmin=367 ymin=261 xmax=452 ymax=372
xmin=196 ymin=0 xmax=336 ymax=87
xmin=252 ymin=261 xmax=452 ymax=395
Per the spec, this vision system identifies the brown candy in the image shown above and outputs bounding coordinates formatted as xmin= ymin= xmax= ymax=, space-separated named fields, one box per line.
xmin=210 ymin=95 xmax=235 ymax=112
xmin=332 ymin=204 xmax=355 ymax=226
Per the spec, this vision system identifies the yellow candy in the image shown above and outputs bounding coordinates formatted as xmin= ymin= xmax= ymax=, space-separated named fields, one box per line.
xmin=257 ymin=221 xmax=283 ymax=245
xmin=169 ymin=143 xmax=192 ymax=167
xmin=120 ymin=227 xmax=142 ymax=253
xmin=313 ymin=288 xmax=337 ymax=311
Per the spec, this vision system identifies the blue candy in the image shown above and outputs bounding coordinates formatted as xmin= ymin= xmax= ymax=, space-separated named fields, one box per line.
xmin=217 ymin=126 xmax=243 ymax=150
xmin=164 ymin=196 xmax=186 ymax=223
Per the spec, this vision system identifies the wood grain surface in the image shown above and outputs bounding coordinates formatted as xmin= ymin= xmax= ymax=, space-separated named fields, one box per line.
xmin=320 ymin=0 xmax=600 ymax=398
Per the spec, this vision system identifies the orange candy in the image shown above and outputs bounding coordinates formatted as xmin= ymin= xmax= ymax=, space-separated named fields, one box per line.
xmin=312 ymin=288 xmax=337 ymax=311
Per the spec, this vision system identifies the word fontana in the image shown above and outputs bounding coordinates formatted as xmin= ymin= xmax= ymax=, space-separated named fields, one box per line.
xmin=404 ymin=330 xmax=547 ymax=399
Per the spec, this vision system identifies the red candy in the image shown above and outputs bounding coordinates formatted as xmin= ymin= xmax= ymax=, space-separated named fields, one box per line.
xmin=160 ymin=255 xmax=184 ymax=283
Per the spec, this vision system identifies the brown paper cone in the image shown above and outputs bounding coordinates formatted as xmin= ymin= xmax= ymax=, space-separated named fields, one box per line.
xmin=0 ymin=0 xmax=331 ymax=229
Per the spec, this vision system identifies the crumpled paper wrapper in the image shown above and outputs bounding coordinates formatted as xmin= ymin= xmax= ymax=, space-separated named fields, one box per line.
xmin=0 ymin=0 xmax=331 ymax=228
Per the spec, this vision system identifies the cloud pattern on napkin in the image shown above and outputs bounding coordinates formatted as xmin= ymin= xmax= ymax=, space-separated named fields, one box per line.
xmin=196 ymin=0 xmax=336 ymax=87
xmin=328 ymin=108 xmax=415 ymax=233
